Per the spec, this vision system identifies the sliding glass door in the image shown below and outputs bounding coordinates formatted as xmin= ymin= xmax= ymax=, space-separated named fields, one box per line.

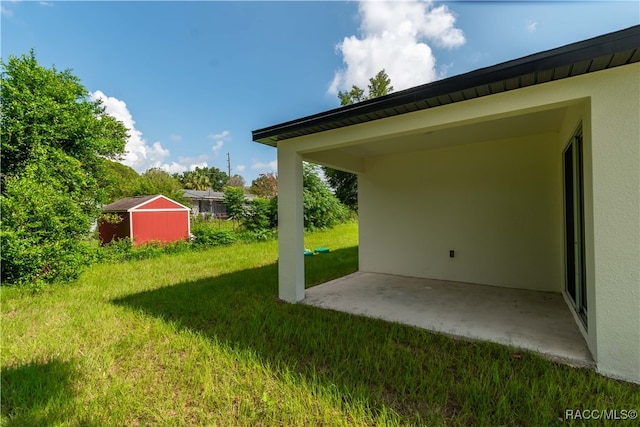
xmin=563 ymin=125 xmax=587 ymax=327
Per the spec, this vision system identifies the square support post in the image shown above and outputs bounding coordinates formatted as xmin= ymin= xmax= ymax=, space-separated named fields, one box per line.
xmin=277 ymin=147 xmax=305 ymax=302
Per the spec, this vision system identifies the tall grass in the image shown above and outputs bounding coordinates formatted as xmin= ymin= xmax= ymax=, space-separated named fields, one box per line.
xmin=2 ymin=222 xmax=638 ymax=426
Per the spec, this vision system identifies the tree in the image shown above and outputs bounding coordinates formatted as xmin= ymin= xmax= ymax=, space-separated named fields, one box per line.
xmin=241 ymin=197 xmax=273 ymax=233
xmin=337 ymin=69 xmax=393 ymax=106
xmin=178 ymin=166 xmax=229 ymax=191
xmin=100 ymin=159 xmax=143 ymax=203
xmin=138 ymin=168 xmax=188 ymax=205
xmin=205 ymin=166 xmax=229 ymax=191
xmin=327 ymin=69 xmax=394 ymax=211
xmin=182 ymin=167 xmax=211 ymax=190
xmin=226 ymin=174 xmax=246 ymax=189
xmin=1 ymin=51 xmax=127 ymax=285
xmin=302 ymin=163 xmax=349 ymax=230
xmin=223 ymin=186 xmax=246 ymax=227
xmin=249 ymin=173 xmax=277 ymax=198
xmin=366 ymin=69 xmax=394 ymax=99
xmin=323 ymin=168 xmax=358 ymax=210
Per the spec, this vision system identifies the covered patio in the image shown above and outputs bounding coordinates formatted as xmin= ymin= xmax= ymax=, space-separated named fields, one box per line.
xmin=303 ymin=272 xmax=593 ymax=366
xmin=252 ymin=27 xmax=640 ymax=383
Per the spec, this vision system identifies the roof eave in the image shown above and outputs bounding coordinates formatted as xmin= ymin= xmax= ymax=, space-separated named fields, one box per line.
xmin=252 ymin=25 xmax=640 ymax=146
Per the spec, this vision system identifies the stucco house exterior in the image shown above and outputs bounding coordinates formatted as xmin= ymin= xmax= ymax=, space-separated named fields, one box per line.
xmin=252 ymin=26 xmax=640 ymax=383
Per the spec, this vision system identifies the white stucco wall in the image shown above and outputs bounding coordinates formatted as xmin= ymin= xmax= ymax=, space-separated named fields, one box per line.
xmin=587 ymin=65 xmax=640 ymax=383
xmin=359 ymin=132 xmax=564 ymax=292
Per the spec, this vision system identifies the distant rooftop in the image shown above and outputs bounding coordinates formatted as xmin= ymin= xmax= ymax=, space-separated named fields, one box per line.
xmin=183 ymin=189 xmax=256 ymax=200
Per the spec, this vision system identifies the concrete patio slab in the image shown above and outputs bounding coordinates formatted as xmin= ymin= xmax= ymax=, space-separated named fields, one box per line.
xmin=303 ymin=271 xmax=593 ymax=367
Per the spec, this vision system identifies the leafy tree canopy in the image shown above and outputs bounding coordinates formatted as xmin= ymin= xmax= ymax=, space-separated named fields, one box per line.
xmin=1 ymin=51 xmax=127 ymax=285
xmin=100 ymin=159 xmax=143 ymax=202
xmin=323 ymin=167 xmax=358 ymax=211
xmin=337 ymin=69 xmax=393 ymax=106
xmin=205 ymin=166 xmax=230 ymax=191
xmin=1 ymin=50 xmax=127 ymax=181
xmin=328 ymin=69 xmax=394 ymax=211
xmin=223 ymin=186 xmax=246 ymax=227
xmin=302 ymin=163 xmax=350 ymax=230
xmin=181 ymin=167 xmax=211 ymax=190
xmin=249 ymin=172 xmax=277 ymax=198
xmin=226 ymin=174 xmax=246 ymax=189
xmin=139 ymin=168 xmax=188 ymax=205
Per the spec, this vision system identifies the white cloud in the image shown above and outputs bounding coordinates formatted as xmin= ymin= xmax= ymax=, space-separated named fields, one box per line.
xmin=211 ymin=140 xmax=224 ymax=153
xmin=159 ymin=162 xmax=189 ymax=175
xmin=236 ymin=164 xmax=246 ymax=172
xmin=251 ymin=160 xmax=278 ymax=171
xmin=208 ymin=129 xmax=230 ymax=153
xmin=526 ymin=20 xmax=538 ymax=32
xmin=1 ymin=6 xmax=13 ymax=17
xmin=39 ymin=2 xmax=54 ymax=6
xmin=170 ymin=133 xmax=182 ymax=142
xmin=208 ymin=130 xmax=230 ymax=140
xmin=91 ymin=90 xmax=171 ymax=173
xmin=156 ymin=155 xmax=210 ymax=174
xmin=329 ymin=0 xmax=465 ymax=94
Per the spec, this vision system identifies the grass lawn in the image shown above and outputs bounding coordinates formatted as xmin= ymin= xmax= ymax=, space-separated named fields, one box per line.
xmin=2 ymin=221 xmax=638 ymax=426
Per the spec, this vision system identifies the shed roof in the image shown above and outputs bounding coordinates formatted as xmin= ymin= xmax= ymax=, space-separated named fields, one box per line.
xmin=252 ymin=25 xmax=640 ymax=146
xmin=103 ymin=195 xmax=189 ymax=212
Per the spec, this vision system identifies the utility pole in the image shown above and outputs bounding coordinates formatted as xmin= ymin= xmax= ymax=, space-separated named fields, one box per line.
xmin=227 ymin=152 xmax=231 ymax=177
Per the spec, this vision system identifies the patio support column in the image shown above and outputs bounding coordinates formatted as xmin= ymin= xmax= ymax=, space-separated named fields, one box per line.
xmin=277 ymin=146 xmax=305 ymax=302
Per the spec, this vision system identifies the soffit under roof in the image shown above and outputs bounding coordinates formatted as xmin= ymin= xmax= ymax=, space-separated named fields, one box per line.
xmin=305 ymin=106 xmax=569 ymax=161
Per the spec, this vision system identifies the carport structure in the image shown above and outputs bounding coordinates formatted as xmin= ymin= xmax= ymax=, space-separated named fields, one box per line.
xmin=252 ymin=27 xmax=640 ymax=383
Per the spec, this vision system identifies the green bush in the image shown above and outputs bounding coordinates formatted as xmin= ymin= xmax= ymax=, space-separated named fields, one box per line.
xmin=241 ymin=197 xmax=273 ymax=232
xmin=95 ymin=238 xmax=192 ymax=264
xmin=223 ymin=187 xmax=246 ymax=224
xmin=1 ymin=167 xmax=94 ymax=285
xmin=96 ymin=238 xmax=134 ymax=263
xmin=191 ymin=223 xmax=236 ymax=247
xmin=302 ymin=163 xmax=350 ymax=230
xmin=1 ymin=51 xmax=127 ymax=286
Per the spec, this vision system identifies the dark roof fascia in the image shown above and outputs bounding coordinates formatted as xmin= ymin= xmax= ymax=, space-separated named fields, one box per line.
xmin=252 ymin=25 xmax=640 ymax=146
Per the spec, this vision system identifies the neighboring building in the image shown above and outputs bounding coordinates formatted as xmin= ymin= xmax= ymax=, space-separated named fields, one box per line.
xmin=99 ymin=195 xmax=191 ymax=246
xmin=252 ymin=27 xmax=640 ymax=383
xmin=183 ymin=189 xmax=256 ymax=219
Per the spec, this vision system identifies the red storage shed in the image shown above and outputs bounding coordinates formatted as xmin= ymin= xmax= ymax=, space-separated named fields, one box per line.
xmin=99 ymin=195 xmax=191 ymax=246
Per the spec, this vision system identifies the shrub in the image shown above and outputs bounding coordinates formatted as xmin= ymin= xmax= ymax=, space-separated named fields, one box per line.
xmin=1 ymin=52 xmax=127 ymax=286
xmin=95 ymin=238 xmax=192 ymax=264
xmin=302 ymin=163 xmax=350 ymax=230
xmin=96 ymin=237 xmax=134 ymax=263
xmin=223 ymin=187 xmax=246 ymax=225
xmin=1 ymin=169 xmax=94 ymax=285
xmin=241 ymin=197 xmax=273 ymax=232
xmin=191 ymin=223 xmax=236 ymax=247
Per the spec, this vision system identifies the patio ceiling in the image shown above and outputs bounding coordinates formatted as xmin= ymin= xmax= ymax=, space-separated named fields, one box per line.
xmin=311 ymin=106 xmax=569 ymax=160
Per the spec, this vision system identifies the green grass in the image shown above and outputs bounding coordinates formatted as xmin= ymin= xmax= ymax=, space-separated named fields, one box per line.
xmin=2 ymin=221 xmax=638 ymax=426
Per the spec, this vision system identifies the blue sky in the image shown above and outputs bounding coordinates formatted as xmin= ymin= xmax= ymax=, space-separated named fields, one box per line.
xmin=2 ymin=1 xmax=638 ymax=184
